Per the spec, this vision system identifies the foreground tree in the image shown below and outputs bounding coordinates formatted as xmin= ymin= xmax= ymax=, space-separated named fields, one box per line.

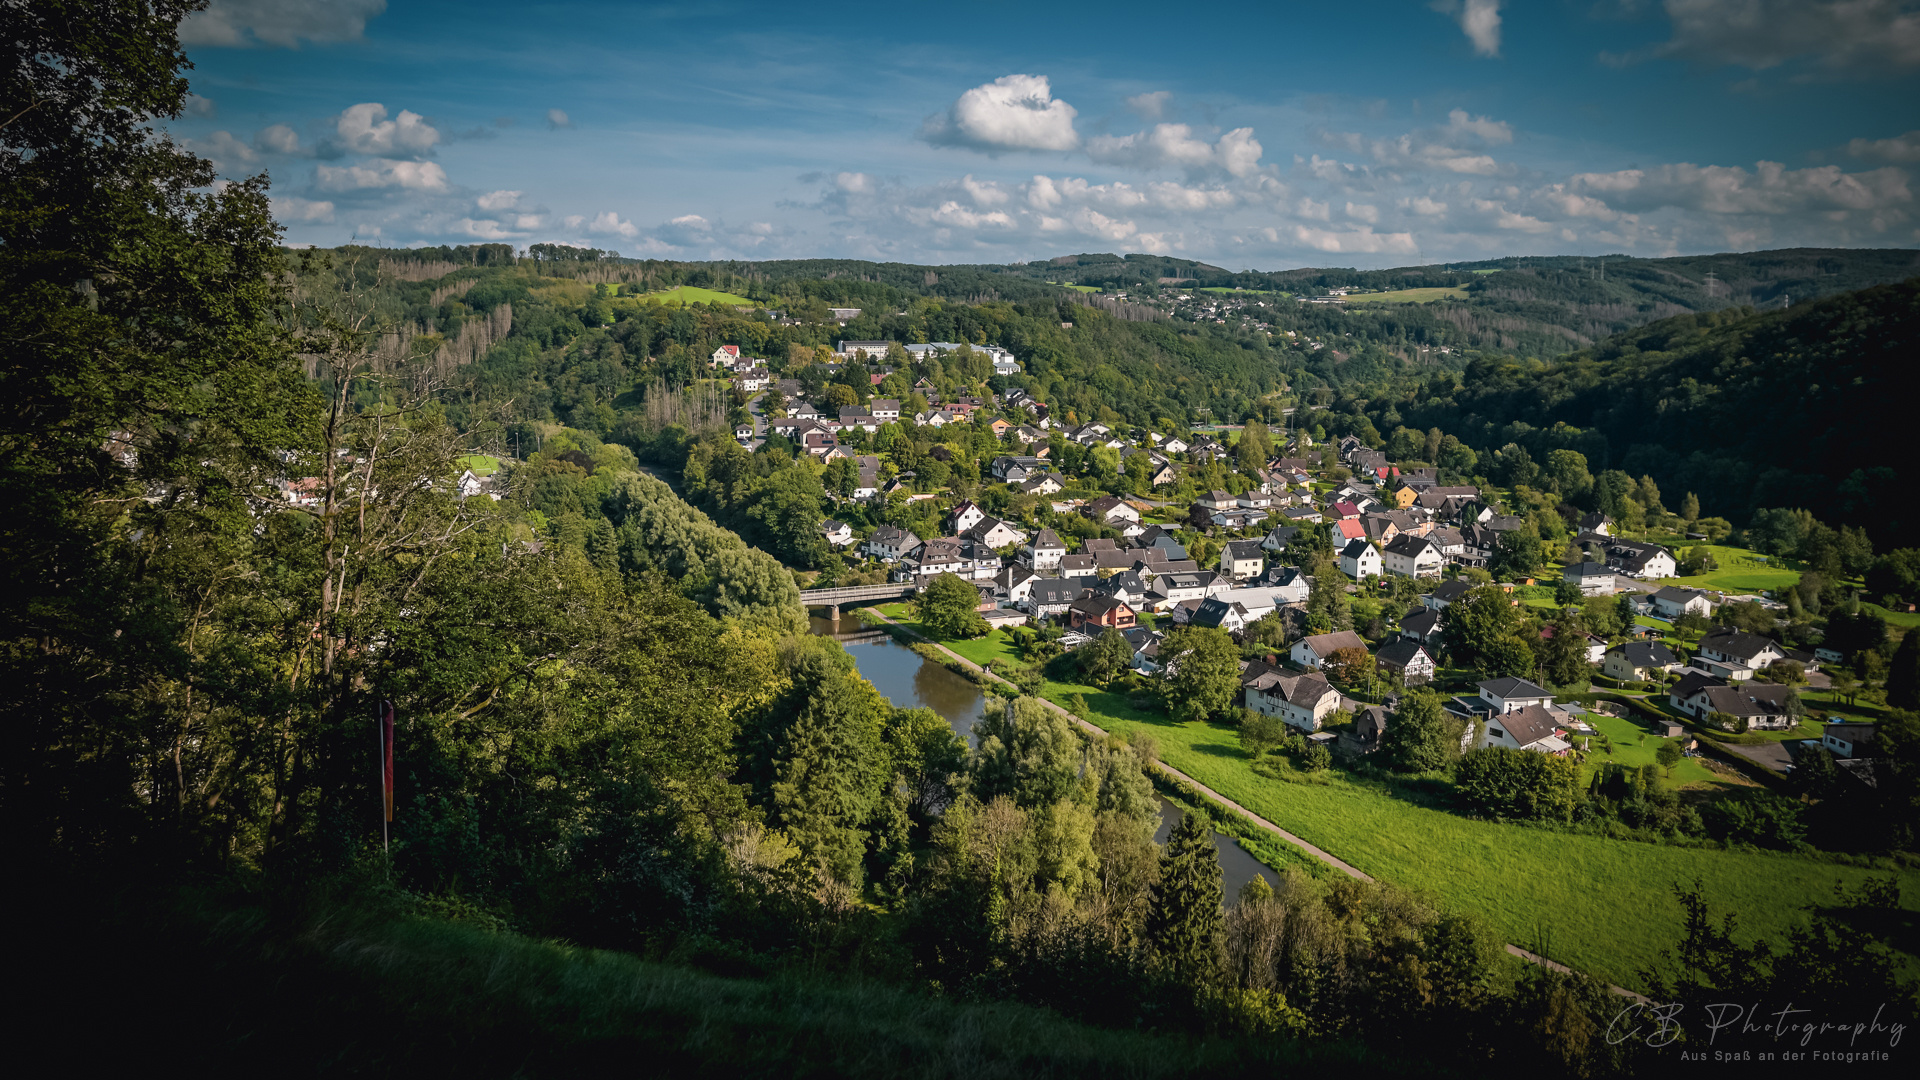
xmin=1147 ymin=811 xmax=1223 ymax=986
xmin=914 ymin=572 xmax=990 ymax=639
xmin=1156 ymin=626 xmax=1241 ymax=722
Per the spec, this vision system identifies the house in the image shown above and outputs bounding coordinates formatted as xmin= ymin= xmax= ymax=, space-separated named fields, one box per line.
xmin=1424 ymin=579 xmax=1474 ymax=609
xmin=1133 ymin=525 xmax=1189 ymax=561
xmin=1254 ymin=565 xmax=1310 ymax=605
xmin=819 ymin=519 xmax=855 ymax=547
xmin=1022 ymin=528 xmax=1067 ymax=571
xmin=1123 ymin=627 xmax=1166 ymax=673
xmin=1237 ymin=490 xmax=1273 ymax=510
xmin=1196 ymin=490 xmax=1238 ymax=511
xmin=733 ymin=423 xmax=755 ymax=443
xmin=1220 ymin=539 xmax=1266 ymax=581
xmin=1399 ymin=607 xmax=1444 ymax=645
xmin=1823 ymin=722 xmax=1877 ymax=758
xmin=949 ymin=501 xmax=988 ymax=536
xmin=1478 ymin=676 xmax=1554 ymax=715
xmin=1562 ymin=561 xmax=1616 ymax=596
xmin=1068 ymin=595 xmax=1137 ymax=631
xmin=1668 ymin=672 xmax=1795 ymax=728
xmin=1383 ymin=534 xmax=1444 ymax=579
xmin=1352 ymin=703 xmax=1393 ymax=753
xmin=1579 ymin=512 xmax=1613 ymax=536
xmin=1242 ymin=662 xmax=1341 ymax=732
xmin=1261 ymin=526 xmax=1301 ymax=554
xmin=1651 ymin=586 xmax=1714 ymax=620
xmin=963 ymin=516 xmax=1026 ymax=551
xmin=836 ymin=339 xmax=889 ymax=360
xmin=1479 ymin=704 xmax=1572 ymax=755
xmin=903 ymin=539 xmax=969 ymax=580
xmin=1091 ymin=570 xmax=1149 ymax=609
xmin=989 ymin=455 xmax=1046 ymax=482
xmin=994 ymin=565 xmax=1039 ymax=605
xmin=734 ymin=369 xmax=771 ymax=392
xmin=1059 ymin=553 xmax=1098 ymax=579
xmin=869 ymin=398 xmax=901 ymax=422
xmin=1696 ymin=630 xmax=1789 ymax=680
xmin=1145 ymin=570 xmax=1224 ymax=610
xmin=1339 ymin=538 xmax=1382 ymax=580
xmin=710 ymin=345 xmax=741 ymax=367
xmin=1086 ymin=495 xmax=1141 ymax=526
xmin=1148 ymin=461 xmax=1180 ymax=487
xmin=1292 ymin=630 xmax=1369 ymax=670
xmin=1283 ymin=507 xmax=1325 ymax=525
xmin=1328 ymin=517 xmax=1367 ymax=547
xmin=1017 ymin=473 xmax=1065 ymax=496
xmin=1191 ymin=597 xmax=1249 ymax=633
xmin=1602 ymin=641 xmax=1681 ymax=682
xmin=863 ymin=525 xmax=923 ymax=562
xmin=1025 ymin=577 xmax=1083 ymax=617
xmin=1606 ymin=539 xmax=1678 ymax=579
xmin=1375 ymin=640 xmax=1436 ymax=686
xmin=837 ymin=408 xmax=879 ymax=432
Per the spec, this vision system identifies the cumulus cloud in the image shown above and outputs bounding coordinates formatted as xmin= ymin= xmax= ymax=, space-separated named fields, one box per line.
xmin=1126 ymin=91 xmax=1172 ymax=119
xmin=1320 ymin=109 xmax=1512 ymax=176
xmin=332 ymin=103 xmax=439 ymax=156
xmin=181 ymin=0 xmax=387 ymax=49
xmin=255 ymin=124 xmax=302 ymax=154
xmin=314 ymin=159 xmax=449 ymax=192
xmin=270 ymin=196 xmax=335 ymax=223
xmin=1086 ymin=124 xmax=1266 ymax=178
xmin=185 ymin=130 xmax=257 ymax=168
xmin=547 ymin=109 xmax=573 ymax=130
xmin=1849 ymin=129 xmax=1920 ymax=161
xmin=1406 ymin=195 xmax=1450 ymax=215
xmin=960 ymin=175 xmax=1010 ymax=206
xmin=1433 ymin=0 xmax=1503 ymax=57
xmin=477 ymin=190 xmax=523 ymax=211
xmin=1284 ymin=225 xmax=1419 ymax=253
xmin=1640 ymin=0 xmax=1920 ymax=71
xmin=588 ymin=211 xmax=640 ymax=239
xmin=185 ymin=94 xmax=216 ymax=117
xmin=919 ymin=74 xmax=1080 ymax=152
xmin=1345 ymin=201 xmax=1380 ymax=223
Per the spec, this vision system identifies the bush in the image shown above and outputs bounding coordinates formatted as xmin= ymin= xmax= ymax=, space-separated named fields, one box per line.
xmin=1300 ymin=743 xmax=1332 ymax=772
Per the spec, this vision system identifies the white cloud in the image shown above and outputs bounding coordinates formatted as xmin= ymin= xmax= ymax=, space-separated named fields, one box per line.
xmin=1433 ymin=0 xmax=1503 ymax=57
xmin=314 ymin=159 xmax=449 ymax=192
xmin=477 ymin=190 xmax=522 ymax=211
xmin=669 ymin=214 xmax=711 ymax=229
xmin=960 ymin=174 xmax=1010 ymax=206
xmin=1848 ymin=129 xmax=1920 ymax=162
xmin=1345 ymin=201 xmax=1380 ymax=223
xmin=333 ymin=103 xmax=439 ymax=156
xmin=919 ymin=74 xmax=1081 ymax=152
xmin=1648 ymin=0 xmax=1920 ymax=71
xmin=1147 ymin=182 xmax=1236 ymax=211
xmin=1296 ymin=197 xmax=1331 ymax=221
xmin=186 ymin=130 xmax=257 ymax=167
xmin=1471 ymin=198 xmax=1553 ymax=232
xmin=1407 ymin=196 xmax=1450 ymax=215
xmin=1126 ymin=91 xmax=1172 ymax=119
xmin=270 ymin=196 xmax=334 ymax=223
xmin=926 ymin=201 xmax=1016 ymax=229
xmin=589 ymin=211 xmax=640 ymax=239
xmin=1086 ymin=124 xmax=1265 ymax=177
xmin=1445 ymin=109 xmax=1512 ymax=144
xmin=185 ymin=94 xmax=216 ymax=117
xmin=451 ymin=218 xmax=521 ymax=240
xmin=181 ymin=0 xmax=387 ymax=48
xmin=1289 ymin=225 xmax=1419 ymax=253
xmin=836 ymin=172 xmax=876 ymax=195
xmin=547 ymin=109 xmax=573 ymax=130
xmin=1324 ymin=111 xmax=1512 ymax=175
xmin=255 ymin=124 xmax=301 ymax=154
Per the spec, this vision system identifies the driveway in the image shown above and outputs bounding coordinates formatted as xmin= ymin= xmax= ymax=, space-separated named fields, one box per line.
xmin=1723 ymin=740 xmax=1795 ymax=774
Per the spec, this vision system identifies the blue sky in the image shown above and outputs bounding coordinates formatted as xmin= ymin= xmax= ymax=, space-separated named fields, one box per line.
xmin=170 ymin=0 xmax=1920 ymax=268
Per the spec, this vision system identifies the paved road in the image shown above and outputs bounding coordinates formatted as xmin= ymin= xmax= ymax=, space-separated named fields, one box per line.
xmin=744 ymin=391 xmax=768 ymax=450
xmin=862 ymin=606 xmax=1644 ymax=999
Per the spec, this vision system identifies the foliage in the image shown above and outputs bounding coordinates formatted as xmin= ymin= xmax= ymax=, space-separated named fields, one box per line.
xmin=1239 ymin=710 xmax=1289 ymax=760
xmin=1454 ymin=748 xmax=1583 ymax=821
xmin=1155 ymin=626 xmax=1243 ymax=722
xmin=1378 ymin=690 xmax=1465 ymax=773
xmin=1147 ymin=812 xmax=1224 ymax=986
xmin=914 ymin=572 xmax=991 ymax=639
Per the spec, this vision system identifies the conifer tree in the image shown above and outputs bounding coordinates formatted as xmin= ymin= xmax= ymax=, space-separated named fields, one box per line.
xmin=1147 ymin=811 xmax=1223 ymax=985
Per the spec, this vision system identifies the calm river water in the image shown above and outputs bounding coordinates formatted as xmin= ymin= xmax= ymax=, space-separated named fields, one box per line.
xmin=808 ymin=615 xmax=1279 ymax=905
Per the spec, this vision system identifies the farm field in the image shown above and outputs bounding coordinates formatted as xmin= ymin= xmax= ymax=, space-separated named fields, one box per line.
xmin=1048 ymin=282 xmax=1102 ymax=293
xmin=641 ymin=285 xmax=755 ymax=307
xmin=1342 ymin=286 xmax=1469 ymax=304
xmin=1198 ymin=287 xmax=1286 ymax=297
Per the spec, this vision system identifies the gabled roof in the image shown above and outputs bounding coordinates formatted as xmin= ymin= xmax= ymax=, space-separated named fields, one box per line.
xmin=1384 ymin=533 xmax=1435 ymax=557
xmin=1191 ymin=597 xmax=1246 ymax=628
xmin=1375 ymin=639 xmax=1431 ymax=668
xmin=1489 ymin=704 xmax=1560 ymax=748
xmin=1611 ymin=641 xmax=1679 ymax=668
xmin=1564 ymin=561 xmax=1613 ymax=578
xmin=1224 ymin=539 xmax=1265 ymax=559
xmin=1340 ymin=537 xmax=1373 ymax=558
xmin=1653 ymin=585 xmax=1708 ymax=603
xmin=1429 ymin=579 xmax=1474 ymax=602
xmin=1400 ymin=607 xmax=1443 ymax=636
xmin=1240 ymin=661 xmax=1337 ymax=708
xmin=1028 ymin=578 xmax=1083 ymax=602
xmin=1699 ymin=630 xmax=1783 ymax=662
xmin=1479 ymin=676 xmax=1551 ymax=699
xmin=1298 ymin=630 xmax=1367 ymax=656
xmin=1029 ymin=528 xmax=1066 ymax=550
xmin=1671 ymin=671 xmax=1726 ymax=701
xmin=1070 ymin=595 xmax=1132 ymax=616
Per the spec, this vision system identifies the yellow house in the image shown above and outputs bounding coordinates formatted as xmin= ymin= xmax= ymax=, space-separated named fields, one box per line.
xmin=1393 ymin=485 xmax=1420 ymax=509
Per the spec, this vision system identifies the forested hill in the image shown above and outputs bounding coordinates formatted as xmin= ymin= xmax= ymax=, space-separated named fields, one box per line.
xmin=1378 ymin=275 xmax=1920 ymax=542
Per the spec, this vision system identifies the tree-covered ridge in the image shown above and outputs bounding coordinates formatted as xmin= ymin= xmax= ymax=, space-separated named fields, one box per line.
xmin=1357 ymin=276 xmax=1919 ymax=542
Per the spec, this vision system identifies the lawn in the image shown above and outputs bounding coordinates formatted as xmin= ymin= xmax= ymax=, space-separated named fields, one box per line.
xmin=1198 ymin=287 xmax=1286 ymax=297
xmin=641 ymin=285 xmax=755 ymax=307
xmin=877 ymin=616 xmax=1920 ymax=988
xmin=457 ymin=453 xmax=502 ymax=476
xmin=1647 ymin=540 xmax=1802 ymax=594
xmin=1341 ymin=287 xmax=1469 ymax=304
xmin=1580 ymin=711 xmax=1722 ymax=788
xmin=1048 ymin=282 xmax=1102 ymax=293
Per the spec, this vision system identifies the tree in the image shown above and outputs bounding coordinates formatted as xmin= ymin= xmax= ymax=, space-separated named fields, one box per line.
xmin=971 ymin=697 xmax=1080 ymax=810
xmin=1680 ymin=492 xmax=1701 ymax=524
xmin=1300 ymin=742 xmax=1332 ymax=771
xmin=1538 ymin=624 xmax=1589 ymax=687
xmin=1490 ymin=528 xmax=1543 ymax=580
xmin=1655 ymin=739 xmax=1683 ymax=776
xmin=914 ymin=572 xmax=990 ymax=639
xmin=1444 ymin=585 xmax=1529 ymax=670
xmin=1079 ymin=627 xmax=1135 ymax=687
xmin=1544 ymin=449 xmax=1593 ymax=503
xmin=1553 ymin=577 xmax=1583 ymax=606
xmin=1454 ymin=747 xmax=1583 ymax=820
xmin=1156 ymin=626 xmax=1242 ymax=722
xmin=770 ymin=669 xmax=894 ymax=885
xmin=1147 ymin=811 xmax=1224 ymax=986
xmin=1865 ymin=549 xmax=1920 ymax=607
xmin=1379 ymin=689 xmax=1464 ymax=772
xmin=1886 ymin=629 xmax=1920 ymax=710
xmin=1320 ymin=645 xmax=1373 ymax=686
xmin=1239 ymin=710 xmax=1287 ymax=759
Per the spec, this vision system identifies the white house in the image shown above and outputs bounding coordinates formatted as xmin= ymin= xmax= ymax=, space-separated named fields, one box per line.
xmin=949 ymin=500 xmax=988 ymax=536
xmin=869 ymin=398 xmax=901 ymax=422
xmin=819 ymin=520 xmax=855 ymax=547
xmin=1242 ymin=662 xmax=1341 ymax=732
xmin=1022 ymin=528 xmax=1067 ymax=571
xmin=1382 ymin=534 xmax=1444 ymax=579
xmin=1220 ymin=540 xmax=1266 ymax=581
xmin=1024 ymin=577 xmax=1083 ymax=617
xmin=1651 ymin=586 xmax=1714 ymax=620
xmin=1477 ymin=676 xmax=1554 ymax=715
xmin=1190 ymin=597 xmax=1248 ymax=633
xmin=1602 ymin=641 xmax=1681 ymax=682
xmin=963 ymin=516 xmax=1026 ymax=551
xmin=1822 ymin=722 xmax=1877 ymax=758
xmin=710 ymin=345 xmax=741 ymax=367
xmin=1339 ymin=538 xmax=1382 ymax=580
xmin=1479 ymin=704 xmax=1572 ymax=755
xmin=864 ymin=525 xmax=922 ymax=562
xmin=1292 ymin=630 xmax=1368 ymax=670
xmin=1696 ymin=630 xmax=1789 ymax=680
xmin=1563 ymin=561 xmax=1616 ymax=596
xmin=1375 ymin=639 xmax=1435 ymax=685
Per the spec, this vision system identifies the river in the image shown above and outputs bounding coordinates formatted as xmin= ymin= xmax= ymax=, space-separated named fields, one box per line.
xmin=809 ymin=614 xmax=1279 ymax=905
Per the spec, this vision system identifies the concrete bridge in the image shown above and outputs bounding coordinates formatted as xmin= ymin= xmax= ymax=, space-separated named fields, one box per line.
xmin=799 ymin=582 xmax=916 ymax=619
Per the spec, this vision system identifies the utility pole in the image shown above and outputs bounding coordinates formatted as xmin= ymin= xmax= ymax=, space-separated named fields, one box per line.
xmin=1704 ymin=271 xmax=1719 ymax=299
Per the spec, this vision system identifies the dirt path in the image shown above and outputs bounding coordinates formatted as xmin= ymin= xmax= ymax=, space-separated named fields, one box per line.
xmin=862 ymin=607 xmax=1645 ymax=1000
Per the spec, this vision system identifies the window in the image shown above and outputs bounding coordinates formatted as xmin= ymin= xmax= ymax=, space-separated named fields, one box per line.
xmin=1489 ymin=728 xmax=1504 ymax=740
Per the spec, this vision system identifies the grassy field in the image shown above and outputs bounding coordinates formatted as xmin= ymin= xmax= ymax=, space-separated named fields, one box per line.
xmin=1049 ymin=282 xmax=1103 ymax=293
xmin=1341 ymin=287 xmax=1469 ymax=305
xmin=1198 ymin=287 xmax=1286 ymax=297
xmin=1656 ymin=542 xmax=1803 ymax=593
xmin=457 ymin=453 xmax=502 ymax=476
xmin=1581 ymin=711 xmax=1723 ymax=788
xmin=641 ymin=285 xmax=755 ymax=307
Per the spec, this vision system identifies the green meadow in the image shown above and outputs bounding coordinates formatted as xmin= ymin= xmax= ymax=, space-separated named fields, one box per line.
xmin=641 ymin=285 xmax=756 ymax=307
xmin=1342 ymin=286 xmax=1469 ymax=304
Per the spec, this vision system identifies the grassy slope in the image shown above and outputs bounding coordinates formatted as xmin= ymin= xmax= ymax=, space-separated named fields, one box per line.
xmin=644 ymin=285 xmax=756 ymax=307
xmin=458 ymin=453 xmax=502 ymax=475
xmin=1343 ymin=287 xmax=1470 ymax=304
xmin=29 ymin=885 xmax=1374 ymax=1078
